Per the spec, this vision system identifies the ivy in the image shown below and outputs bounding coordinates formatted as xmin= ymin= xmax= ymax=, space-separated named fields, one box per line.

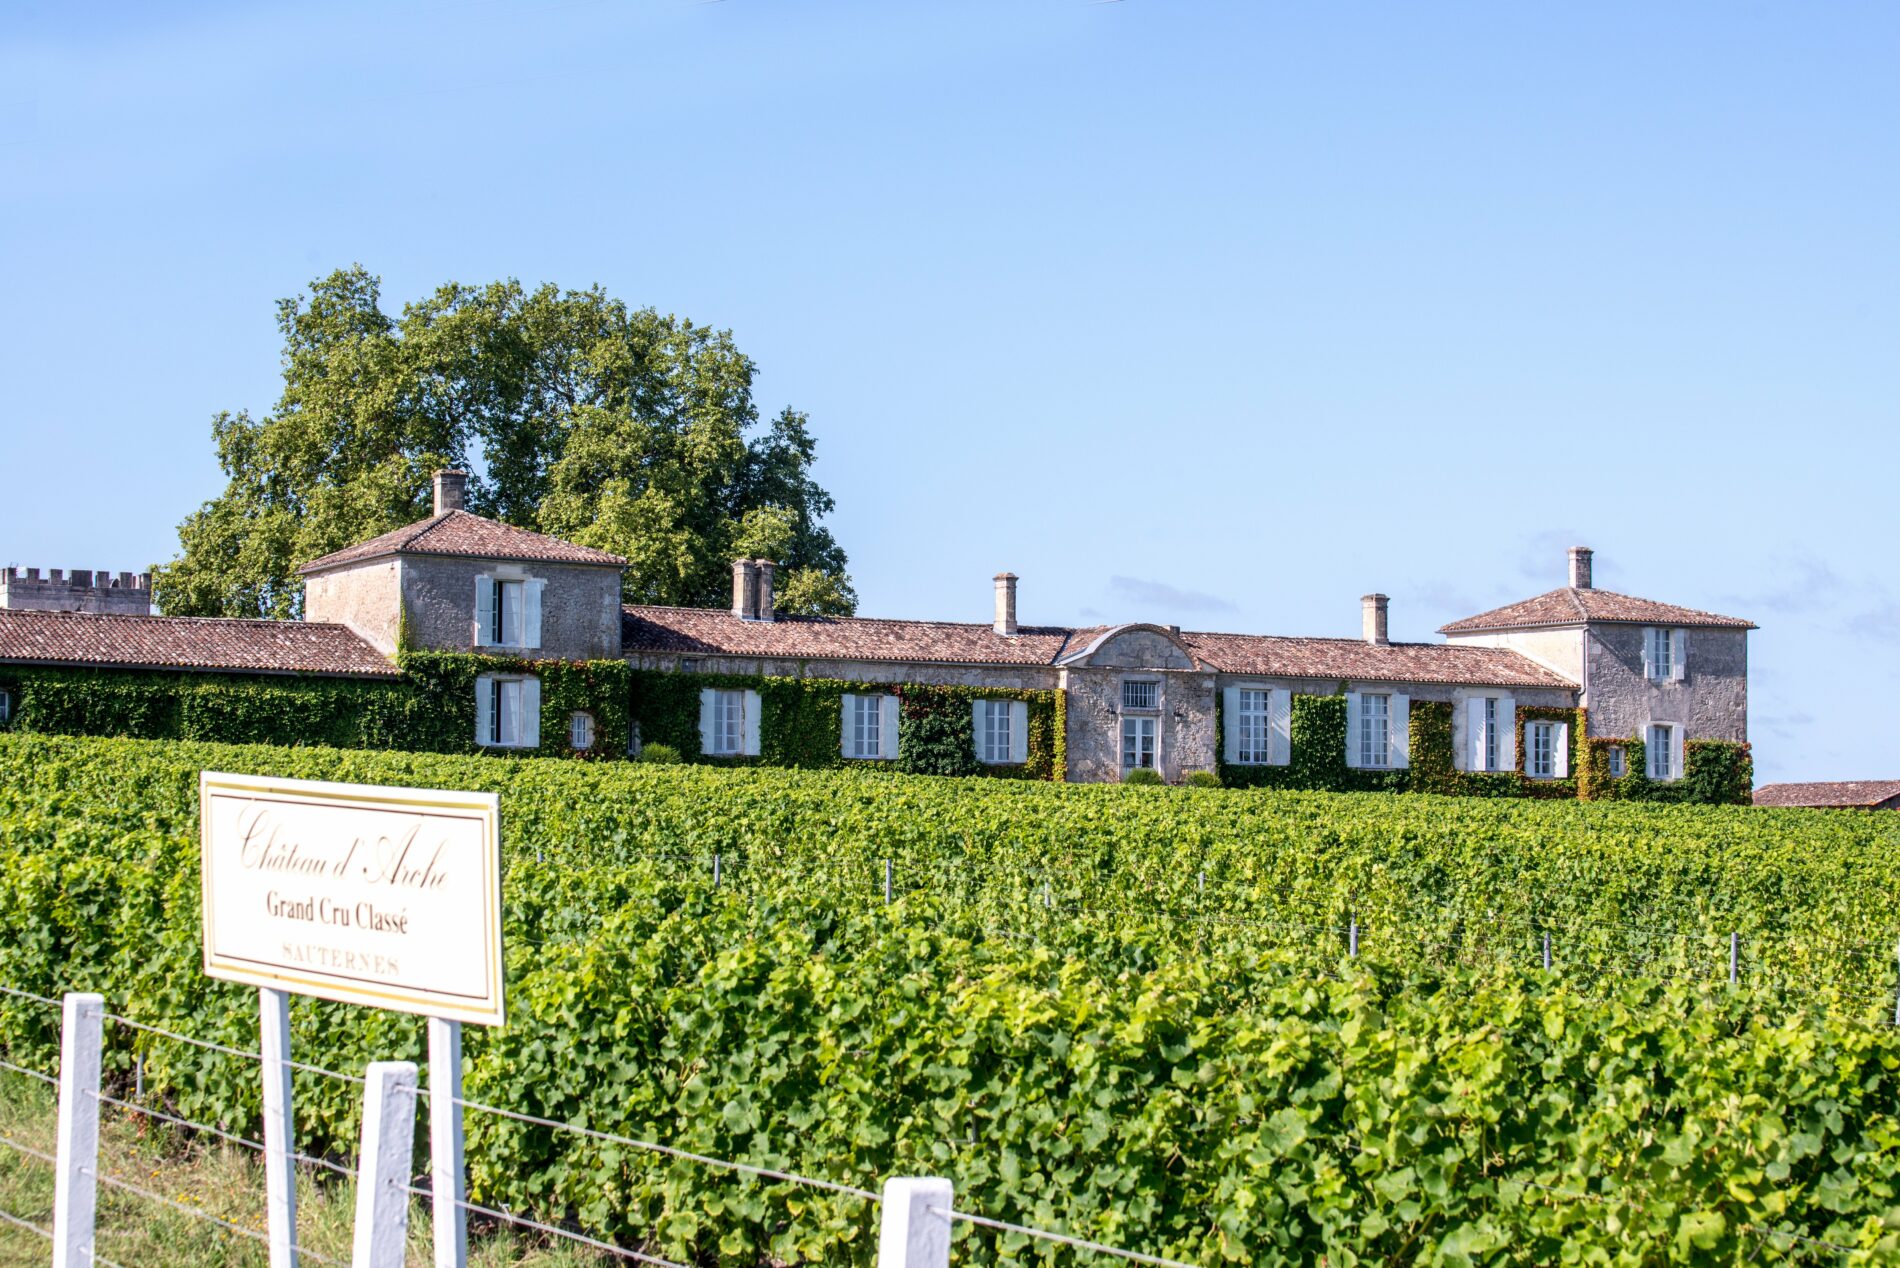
xmin=1584 ymin=734 xmax=1753 ymax=806
xmin=630 ymin=671 xmax=1063 ymax=781
xmin=0 ymin=654 xmax=629 ymax=761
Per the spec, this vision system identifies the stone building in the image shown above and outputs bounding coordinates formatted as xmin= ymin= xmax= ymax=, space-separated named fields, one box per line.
xmin=0 ymin=567 xmax=152 ymax=616
xmin=0 ymin=473 xmax=1756 ymax=787
xmin=1753 ymin=781 xmax=1900 ymax=811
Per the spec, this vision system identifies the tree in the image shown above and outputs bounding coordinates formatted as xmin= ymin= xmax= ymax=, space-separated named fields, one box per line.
xmin=154 ymin=267 xmax=855 ymax=619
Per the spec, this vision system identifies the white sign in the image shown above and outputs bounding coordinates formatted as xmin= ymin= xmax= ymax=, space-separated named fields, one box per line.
xmin=200 ymin=771 xmax=505 ymax=1026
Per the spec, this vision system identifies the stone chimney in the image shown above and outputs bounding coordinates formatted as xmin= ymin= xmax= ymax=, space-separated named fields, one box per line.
xmin=433 ymin=469 xmax=468 ymax=515
xmin=1569 ymin=546 xmax=1594 ymax=590
xmin=755 ymin=559 xmax=776 ymax=623
xmin=994 ymin=572 xmax=1019 ymax=636
xmin=731 ymin=558 xmax=776 ymax=621
xmin=1362 ymin=593 xmax=1390 ymax=646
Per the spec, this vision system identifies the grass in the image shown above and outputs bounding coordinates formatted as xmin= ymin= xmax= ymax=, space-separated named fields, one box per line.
xmin=0 ymin=1075 xmax=614 ymax=1267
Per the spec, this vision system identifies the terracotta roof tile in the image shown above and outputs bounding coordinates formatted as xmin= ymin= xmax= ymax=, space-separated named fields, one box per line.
xmin=1440 ymin=587 xmax=1755 ymax=634
xmin=0 ymin=609 xmax=398 ymax=678
xmin=622 ymin=606 xmax=1076 ymax=665
xmin=1180 ymin=632 xmax=1575 ymax=687
xmin=1752 ymin=781 xmax=1900 ymax=809
xmin=298 ymin=511 xmax=624 ymax=574
xmin=622 ymin=606 xmax=1573 ymax=687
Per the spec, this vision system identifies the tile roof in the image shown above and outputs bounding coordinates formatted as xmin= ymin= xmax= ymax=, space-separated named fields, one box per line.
xmin=622 ymin=606 xmax=1575 ymax=687
xmin=623 ymin=606 xmax=1077 ymax=665
xmin=298 ymin=511 xmax=625 ymax=574
xmin=1179 ymin=632 xmax=1575 ymax=687
xmin=1752 ymin=781 xmax=1900 ymax=809
xmin=0 ymin=609 xmax=398 ymax=678
xmin=1439 ymin=587 xmax=1756 ymax=634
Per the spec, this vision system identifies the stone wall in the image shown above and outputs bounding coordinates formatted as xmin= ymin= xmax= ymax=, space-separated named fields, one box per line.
xmin=1584 ymin=625 xmax=1748 ymax=743
xmin=304 ymin=560 xmax=403 ymax=655
xmin=626 ymin=652 xmax=1059 ymax=692
xmin=0 ymin=567 xmax=152 ymax=616
xmin=402 ymin=557 xmax=624 ymax=661
xmin=1061 ymin=666 xmax=1217 ymax=783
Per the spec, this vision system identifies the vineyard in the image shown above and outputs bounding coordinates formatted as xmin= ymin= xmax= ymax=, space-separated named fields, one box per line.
xmin=2 ymin=732 xmax=1898 ymax=1263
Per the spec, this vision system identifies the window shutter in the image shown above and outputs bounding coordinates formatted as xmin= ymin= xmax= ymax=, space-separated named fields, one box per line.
xmin=523 ymin=579 xmax=545 ymax=650
xmin=1670 ymin=629 xmax=1688 ymax=681
xmin=880 ymin=695 xmax=900 ymax=760
xmin=474 ymin=576 xmax=494 ymax=646
xmin=839 ymin=694 xmax=857 ymax=758
xmin=1671 ymin=725 xmax=1685 ymax=781
xmin=1553 ymin=721 xmax=1571 ymax=778
xmin=1464 ymin=696 xmax=1485 ymax=771
xmin=1009 ymin=701 xmax=1029 ymax=765
xmin=1498 ymin=697 xmax=1517 ymax=770
xmin=1268 ymin=689 xmax=1292 ymax=766
xmin=1221 ymin=687 xmax=1240 ymax=763
xmin=972 ymin=699 xmax=987 ymax=761
xmin=520 ymin=677 xmax=541 ymax=748
xmin=1343 ymin=693 xmax=1362 ymax=768
xmin=1389 ymin=693 xmax=1410 ymax=769
xmin=742 ymin=690 xmax=762 ymax=756
xmin=1642 ymin=628 xmax=1658 ymax=681
xmin=474 ymin=676 xmax=493 ymax=746
xmin=698 ymin=688 xmax=716 ymax=755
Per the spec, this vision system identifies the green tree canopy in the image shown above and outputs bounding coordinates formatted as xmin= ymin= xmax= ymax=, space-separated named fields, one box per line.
xmin=155 ymin=267 xmax=855 ymax=619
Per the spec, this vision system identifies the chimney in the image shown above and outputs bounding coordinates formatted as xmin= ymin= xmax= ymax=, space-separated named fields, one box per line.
xmin=433 ymin=469 xmax=468 ymax=515
xmin=731 ymin=558 xmax=759 ymax=619
xmin=994 ymin=572 xmax=1019 ymax=636
xmin=1362 ymin=593 xmax=1390 ymax=646
xmin=754 ymin=559 xmax=776 ymax=623
xmin=1568 ymin=546 xmax=1594 ymax=590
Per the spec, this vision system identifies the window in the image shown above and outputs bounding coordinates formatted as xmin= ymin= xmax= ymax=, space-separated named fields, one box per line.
xmin=1235 ymin=688 xmax=1270 ymax=764
xmin=475 ymin=574 xmax=543 ymax=649
xmin=492 ymin=579 xmax=523 ymax=646
xmin=679 ymin=658 xmax=700 ymax=673
xmin=476 ymin=675 xmax=539 ymax=748
xmin=570 ymin=712 xmax=596 ymax=751
xmin=1359 ymin=693 xmax=1391 ymax=768
xmin=849 ymin=694 xmax=882 ymax=759
xmin=1121 ymin=680 xmax=1158 ymax=711
xmin=1607 ymin=745 xmax=1627 ymax=778
xmin=1646 ymin=724 xmax=1679 ymax=779
xmin=981 ymin=700 xmax=1012 ymax=764
xmin=1644 ymin=628 xmax=1686 ymax=683
xmin=1526 ymin=721 xmax=1556 ymax=778
xmin=1121 ymin=716 xmax=1157 ymax=770
xmin=710 ymin=690 xmax=746 ymax=756
xmin=0 ymin=689 xmax=10 ymax=726
xmin=1481 ymin=698 xmax=1499 ymax=771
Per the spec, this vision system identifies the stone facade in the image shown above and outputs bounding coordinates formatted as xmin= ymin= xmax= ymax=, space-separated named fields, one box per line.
xmin=0 ymin=567 xmax=152 ymax=616
xmin=1583 ymin=625 xmax=1748 ymax=744
xmin=306 ymin=555 xmax=623 ymax=661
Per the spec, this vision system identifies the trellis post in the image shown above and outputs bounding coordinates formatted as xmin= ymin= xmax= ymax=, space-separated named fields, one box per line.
xmin=51 ymin=992 xmax=103 ymax=1268
xmin=877 ymin=1176 xmax=953 ymax=1268
xmin=353 ymin=1061 xmax=420 ymax=1268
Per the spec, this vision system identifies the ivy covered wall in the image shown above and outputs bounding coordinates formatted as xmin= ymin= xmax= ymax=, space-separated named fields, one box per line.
xmin=629 ymin=670 xmax=1064 ymax=781
xmin=1216 ymin=690 xmax=1745 ymax=804
xmin=0 ymin=652 xmax=629 ymax=761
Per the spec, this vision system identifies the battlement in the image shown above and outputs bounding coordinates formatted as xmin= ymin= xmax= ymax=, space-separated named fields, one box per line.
xmin=0 ymin=567 xmax=154 ymax=615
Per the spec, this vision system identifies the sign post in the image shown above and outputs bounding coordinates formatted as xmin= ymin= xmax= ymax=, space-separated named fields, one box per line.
xmin=200 ymin=771 xmax=504 ymax=1268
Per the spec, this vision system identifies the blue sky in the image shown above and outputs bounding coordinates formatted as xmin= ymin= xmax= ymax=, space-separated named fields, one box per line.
xmin=1 ymin=2 xmax=1895 ymax=783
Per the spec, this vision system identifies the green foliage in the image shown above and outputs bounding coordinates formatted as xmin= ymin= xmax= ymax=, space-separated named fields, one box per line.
xmin=635 ymin=742 xmax=682 ymax=765
xmin=0 ymin=655 xmax=627 ymax=760
xmin=1184 ymin=769 xmax=1221 ymax=788
xmin=154 ymin=267 xmax=853 ymax=619
xmin=1121 ymin=766 xmax=1164 ymax=785
xmin=631 ymin=672 xmax=1062 ymax=780
xmin=2 ymin=733 xmax=1898 ymax=1265
xmin=1584 ymin=735 xmax=1753 ymax=806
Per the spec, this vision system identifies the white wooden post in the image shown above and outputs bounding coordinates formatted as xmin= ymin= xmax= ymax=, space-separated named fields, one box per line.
xmin=428 ymin=1018 xmax=467 ymax=1268
xmin=51 ymin=992 xmax=103 ymax=1268
xmin=876 ymin=1176 xmax=953 ymax=1268
xmin=260 ymin=986 xmax=299 ymax=1268
xmin=353 ymin=1061 xmax=420 ymax=1268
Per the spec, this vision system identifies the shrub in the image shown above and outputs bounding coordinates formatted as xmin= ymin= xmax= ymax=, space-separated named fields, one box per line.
xmin=1184 ymin=769 xmax=1221 ymax=788
xmin=1122 ymin=767 xmax=1164 ymax=786
xmin=636 ymin=742 xmax=682 ymax=765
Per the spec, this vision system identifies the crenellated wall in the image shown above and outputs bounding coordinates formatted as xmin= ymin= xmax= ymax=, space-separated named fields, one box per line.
xmin=0 ymin=567 xmax=152 ymax=615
